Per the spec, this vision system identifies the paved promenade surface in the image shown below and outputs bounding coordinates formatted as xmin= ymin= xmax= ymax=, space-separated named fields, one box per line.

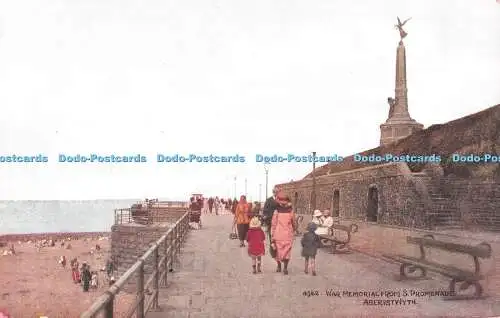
xmin=147 ymin=215 xmax=499 ymax=318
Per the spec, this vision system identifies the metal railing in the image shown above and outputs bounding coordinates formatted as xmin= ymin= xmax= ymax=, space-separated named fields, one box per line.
xmin=81 ymin=210 xmax=191 ymax=318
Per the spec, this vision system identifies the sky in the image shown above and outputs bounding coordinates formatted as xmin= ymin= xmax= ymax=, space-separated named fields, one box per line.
xmin=0 ymin=0 xmax=498 ymax=200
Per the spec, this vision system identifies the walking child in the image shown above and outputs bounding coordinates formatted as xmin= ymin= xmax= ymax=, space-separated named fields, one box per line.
xmin=246 ymin=216 xmax=265 ymax=274
xmin=301 ymin=222 xmax=321 ymax=276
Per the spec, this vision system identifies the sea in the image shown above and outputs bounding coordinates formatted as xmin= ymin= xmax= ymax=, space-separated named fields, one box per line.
xmin=0 ymin=200 xmax=140 ymax=234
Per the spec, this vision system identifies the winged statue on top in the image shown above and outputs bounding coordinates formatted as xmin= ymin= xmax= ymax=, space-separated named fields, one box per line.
xmin=395 ymin=17 xmax=412 ymax=41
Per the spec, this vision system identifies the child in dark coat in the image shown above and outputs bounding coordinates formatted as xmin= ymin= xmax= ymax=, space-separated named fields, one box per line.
xmin=301 ymin=222 xmax=321 ymax=276
xmin=246 ymin=216 xmax=265 ymax=274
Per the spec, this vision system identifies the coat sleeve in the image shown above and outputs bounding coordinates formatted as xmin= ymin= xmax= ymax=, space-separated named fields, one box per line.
xmin=235 ymin=205 xmax=241 ymax=223
xmin=301 ymin=235 xmax=305 ymax=247
xmin=314 ymin=234 xmax=321 ymax=247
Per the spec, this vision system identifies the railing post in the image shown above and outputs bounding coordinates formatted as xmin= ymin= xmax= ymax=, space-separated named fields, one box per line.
xmin=137 ymin=261 xmax=145 ymax=318
xmin=169 ymin=230 xmax=174 ymax=270
xmin=153 ymin=247 xmax=159 ymax=309
xmin=104 ymin=293 xmax=114 ymax=318
xmin=163 ymin=233 xmax=168 ymax=287
xmin=176 ymin=226 xmax=180 ymax=255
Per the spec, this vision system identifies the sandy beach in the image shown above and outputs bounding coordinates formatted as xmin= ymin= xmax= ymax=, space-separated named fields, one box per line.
xmin=0 ymin=232 xmax=135 ymax=318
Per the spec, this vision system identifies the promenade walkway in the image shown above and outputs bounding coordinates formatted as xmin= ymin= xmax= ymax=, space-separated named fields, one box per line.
xmin=146 ymin=214 xmax=498 ymax=318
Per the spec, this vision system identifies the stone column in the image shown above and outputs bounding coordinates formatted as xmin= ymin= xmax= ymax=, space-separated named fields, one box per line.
xmin=380 ymin=36 xmax=423 ymax=147
xmin=393 ymin=41 xmax=410 ymax=119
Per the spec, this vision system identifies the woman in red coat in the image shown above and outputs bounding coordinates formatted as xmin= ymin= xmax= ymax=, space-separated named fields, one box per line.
xmin=246 ymin=216 xmax=265 ymax=274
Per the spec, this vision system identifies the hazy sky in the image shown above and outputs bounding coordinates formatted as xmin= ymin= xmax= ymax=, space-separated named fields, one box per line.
xmin=0 ymin=0 xmax=498 ymax=200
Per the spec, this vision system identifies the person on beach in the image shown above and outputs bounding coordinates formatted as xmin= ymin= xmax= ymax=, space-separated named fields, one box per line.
xmin=90 ymin=271 xmax=99 ymax=289
xmin=71 ymin=258 xmax=80 ymax=283
xmin=246 ymin=216 xmax=265 ymax=274
xmin=235 ymin=195 xmax=250 ymax=247
xmin=59 ymin=255 xmax=66 ymax=268
xmin=81 ymin=263 xmax=91 ymax=292
xmin=301 ymin=222 xmax=321 ymax=276
xmin=105 ymin=258 xmax=115 ymax=278
xmin=271 ymin=192 xmax=296 ymax=275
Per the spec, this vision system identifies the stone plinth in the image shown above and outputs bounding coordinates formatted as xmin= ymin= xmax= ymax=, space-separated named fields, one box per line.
xmin=380 ymin=120 xmax=423 ymax=146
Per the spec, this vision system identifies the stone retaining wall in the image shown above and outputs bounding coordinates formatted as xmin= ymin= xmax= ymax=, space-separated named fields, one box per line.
xmin=110 ymin=224 xmax=172 ymax=293
xmin=110 ymin=208 xmax=189 ymax=292
xmin=278 ymin=162 xmax=500 ymax=230
xmin=278 ymin=163 xmax=432 ymax=228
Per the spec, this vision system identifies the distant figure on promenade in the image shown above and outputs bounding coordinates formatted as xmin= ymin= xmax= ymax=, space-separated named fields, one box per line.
xmin=203 ymin=198 xmax=209 ymax=214
xmin=235 ymin=195 xmax=250 ymax=247
xmin=208 ymin=197 xmax=214 ymax=214
xmin=314 ymin=210 xmax=334 ymax=236
xmin=252 ymin=202 xmax=261 ymax=218
xmin=231 ymin=198 xmax=238 ymax=215
xmin=263 ymin=187 xmax=279 ymax=254
xmin=246 ymin=216 xmax=265 ymax=274
xmin=81 ymin=263 xmax=91 ymax=292
xmin=247 ymin=202 xmax=253 ymax=218
xmin=301 ymin=223 xmax=320 ymax=276
xmin=189 ymin=197 xmax=201 ymax=212
xmin=196 ymin=197 xmax=203 ymax=211
xmin=215 ymin=197 xmax=220 ymax=215
xmin=271 ymin=192 xmax=296 ymax=275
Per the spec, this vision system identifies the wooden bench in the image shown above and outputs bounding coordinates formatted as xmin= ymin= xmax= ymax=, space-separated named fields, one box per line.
xmin=383 ymin=235 xmax=492 ymax=300
xmin=319 ymin=223 xmax=359 ymax=254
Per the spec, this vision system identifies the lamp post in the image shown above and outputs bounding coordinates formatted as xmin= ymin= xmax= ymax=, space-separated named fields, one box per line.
xmin=264 ymin=163 xmax=269 ymax=199
xmin=312 ymin=151 xmax=317 ymax=213
xmin=259 ymin=184 xmax=262 ymax=204
xmin=234 ymin=176 xmax=237 ymax=198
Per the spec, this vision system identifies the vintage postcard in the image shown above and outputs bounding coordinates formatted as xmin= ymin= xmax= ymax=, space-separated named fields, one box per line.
xmin=0 ymin=0 xmax=499 ymax=317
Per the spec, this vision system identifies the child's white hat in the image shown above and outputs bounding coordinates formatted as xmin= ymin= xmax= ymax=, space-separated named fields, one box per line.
xmin=249 ymin=217 xmax=261 ymax=228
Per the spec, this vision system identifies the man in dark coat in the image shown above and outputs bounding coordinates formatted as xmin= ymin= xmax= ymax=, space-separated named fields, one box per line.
xmin=262 ymin=187 xmax=279 ymax=249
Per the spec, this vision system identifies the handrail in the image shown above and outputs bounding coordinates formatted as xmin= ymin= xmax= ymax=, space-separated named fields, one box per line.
xmin=81 ymin=210 xmax=191 ymax=318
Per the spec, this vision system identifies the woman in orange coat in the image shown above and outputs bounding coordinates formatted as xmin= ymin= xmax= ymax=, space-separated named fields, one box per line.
xmin=235 ymin=195 xmax=250 ymax=247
